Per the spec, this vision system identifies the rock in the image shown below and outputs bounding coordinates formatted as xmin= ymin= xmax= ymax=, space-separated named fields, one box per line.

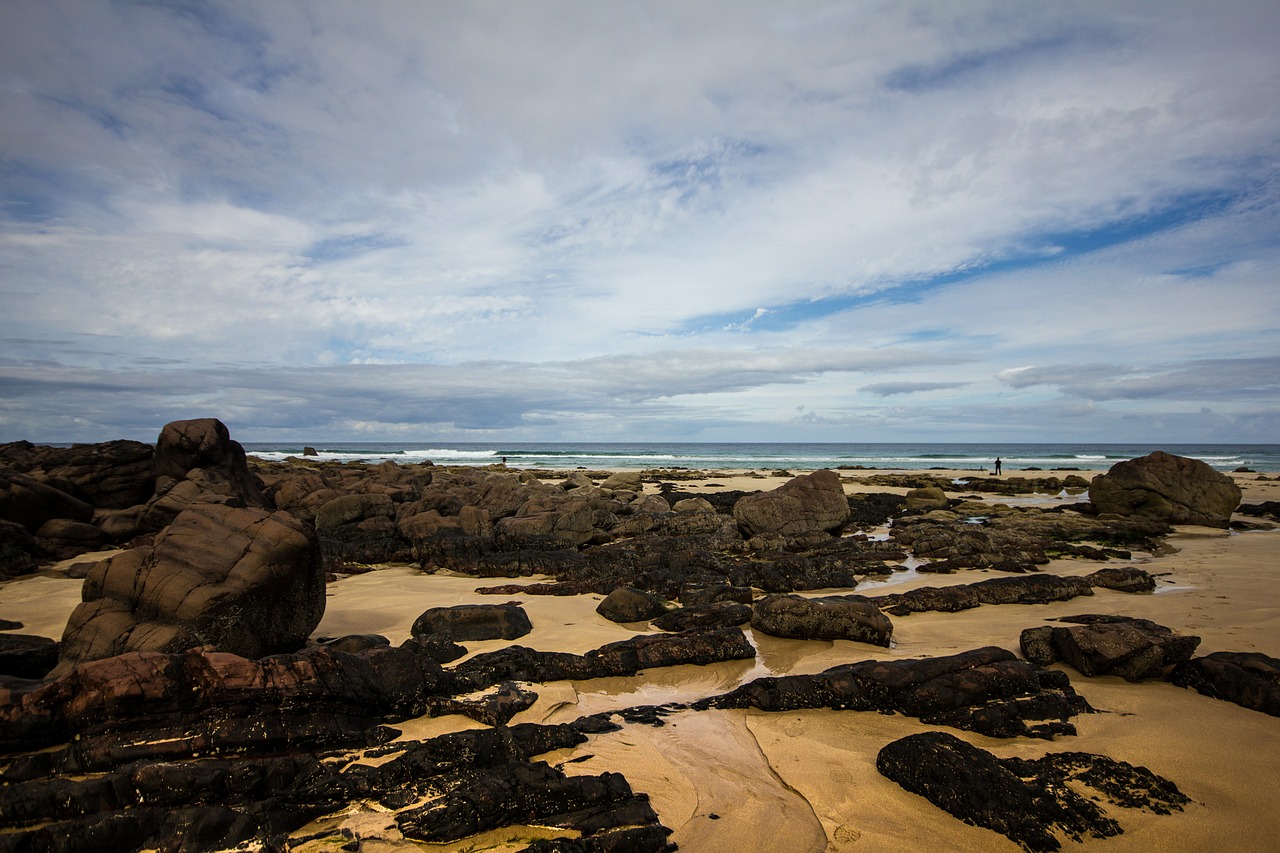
xmin=651 ymin=601 xmax=752 ymax=632
xmin=0 ymin=634 xmax=58 ymax=679
xmin=0 ymin=471 xmax=93 ymax=532
xmin=1169 ymin=651 xmax=1280 ymax=716
xmin=672 ymin=496 xmax=715 ymax=513
xmin=733 ymin=470 xmax=850 ymax=539
xmin=37 ymin=439 xmax=155 ymax=510
xmin=904 ymin=485 xmax=949 ymax=511
xmin=0 ymin=519 xmax=44 ymax=581
xmin=54 ymin=503 xmax=324 ymax=675
xmin=1089 ymin=451 xmax=1241 ymax=527
xmin=152 ymin=418 xmax=267 ymax=506
xmin=497 ymin=495 xmax=597 ymax=547
xmin=751 ymin=593 xmax=893 ymax=646
xmin=678 ymin=584 xmax=753 ymax=607
xmin=412 ymin=603 xmax=533 ymax=642
xmin=315 ymin=492 xmax=410 ymax=564
xmin=320 ymin=633 xmax=392 ymax=654
xmin=596 ymin=587 xmax=668 ymax=623
xmin=1086 ymin=566 xmax=1157 ymax=593
xmin=34 ymin=518 xmax=109 ymax=559
xmin=890 ymin=517 xmax=1047 ymax=570
xmin=426 ymin=681 xmax=539 ymax=726
xmin=600 ymin=471 xmax=644 ymax=492
xmin=877 ymin=730 xmax=1189 ymax=852
xmin=698 ymin=646 xmax=1090 ymax=740
xmin=302 ymin=446 xmax=319 ymax=456
xmin=1020 ymin=615 xmax=1200 ymax=681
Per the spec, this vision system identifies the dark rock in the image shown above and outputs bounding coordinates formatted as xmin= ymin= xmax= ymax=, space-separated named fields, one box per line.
xmin=54 ymin=502 xmax=325 ymax=675
xmin=877 ymin=730 xmax=1189 ymax=852
xmin=678 ymin=583 xmax=753 ymax=607
xmin=35 ymin=517 xmax=109 ymax=559
xmin=698 ymin=646 xmax=1090 ymax=740
xmin=1086 ymin=566 xmax=1156 ymax=593
xmin=1089 ymin=451 xmax=1241 ymax=528
xmin=1019 ymin=615 xmax=1200 ymax=681
xmin=0 ymin=518 xmax=44 ymax=580
xmin=315 ymin=492 xmax=411 ymax=565
xmin=596 ymin=587 xmax=668 ymax=623
xmin=152 ymin=418 xmax=267 ymax=505
xmin=751 ymin=593 xmax=893 ymax=646
xmin=426 ymin=681 xmax=539 ymax=726
xmin=412 ymin=602 xmax=533 ymax=642
xmin=1169 ymin=650 xmax=1280 ymax=716
xmin=0 ymin=634 xmax=58 ymax=679
xmin=733 ymin=470 xmax=850 ymax=539
xmin=651 ymin=601 xmax=752 ymax=632
xmin=1237 ymin=501 xmax=1280 ymax=521
xmin=38 ymin=439 xmax=155 ymax=510
xmin=320 ymin=634 xmax=392 ymax=654
xmin=869 ymin=574 xmax=1098 ymax=617
xmin=450 ymin=628 xmax=756 ymax=691
xmin=845 ymin=492 xmax=907 ymax=528
xmin=0 ymin=470 xmax=94 ymax=532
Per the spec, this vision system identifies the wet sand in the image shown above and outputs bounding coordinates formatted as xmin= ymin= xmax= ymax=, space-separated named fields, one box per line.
xmin=2 ymin=469 xmax=1278 ymax=851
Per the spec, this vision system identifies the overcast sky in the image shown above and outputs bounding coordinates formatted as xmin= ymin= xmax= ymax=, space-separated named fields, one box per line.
xmin=2 ymin=1 xmax=1278 ymax=444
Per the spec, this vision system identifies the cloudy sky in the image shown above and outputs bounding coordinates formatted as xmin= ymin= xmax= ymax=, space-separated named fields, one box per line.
xmin=2 ymin=1 xmax=1278 ymax=444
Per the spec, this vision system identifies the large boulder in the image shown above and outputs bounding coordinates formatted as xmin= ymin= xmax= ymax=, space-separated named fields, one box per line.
xmin=732 ymin=470 xmax=850 ymax=539
xmin=1089 ymin=451 xmax=1241 ymax=528
xmin=0 ymin=471 xmax=93 ymax=532
xmin=596 ymin=587 xmax=668 ymax=623
xmin=38 ymin=439 xmax=155 ymax=510
xmin=54 ymin=503 xmax=324 ymax=675
xmin=1169 ymin=651 xmax=1280 ymax=716
xmin=751 ymin=593 xmax=892 ymax=646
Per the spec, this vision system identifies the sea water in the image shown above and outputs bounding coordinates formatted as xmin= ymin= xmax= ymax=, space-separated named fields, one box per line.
xmin=240 ymin=441 xmax=1280 ymax=472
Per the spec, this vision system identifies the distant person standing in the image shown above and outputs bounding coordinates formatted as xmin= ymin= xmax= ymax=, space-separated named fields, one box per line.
xmin=994 ymin=457 xmax=1002 ymax=476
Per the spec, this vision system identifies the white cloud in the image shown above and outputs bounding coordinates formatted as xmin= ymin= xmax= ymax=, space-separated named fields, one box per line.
xmin=1 ymin=0 xmax=1278 ymax=441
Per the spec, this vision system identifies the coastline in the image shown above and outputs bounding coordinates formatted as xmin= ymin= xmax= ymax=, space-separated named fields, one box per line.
xmin=2 ymin=463 xmax=1278 ymax=851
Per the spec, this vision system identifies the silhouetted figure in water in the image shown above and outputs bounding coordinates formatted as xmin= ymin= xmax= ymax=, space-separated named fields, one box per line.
xmin=994 ymin=457 xmax=1002 ymax=476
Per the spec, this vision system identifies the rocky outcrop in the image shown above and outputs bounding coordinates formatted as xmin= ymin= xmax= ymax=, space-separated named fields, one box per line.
xmin=751 ymin=593 xmax=893 ymax=646
xmin=1169 ymin=650 xmax=1280 ymax=716
xmin=651 ymin=601 xmax=752 ymax=632
xmin=0 ymin=470 xmax=93 ymax=533
xmin=733 ymin=470 xmax=850 ymax=539
xmin=411 ymin=603 xmax=533 ymax=642
xmin=1020 ymin=615 xmax=1200 ymax=682
xmin=877 ymin=730 xmax=1189 ymax=852
xmin=54 ymin=503 xmax=324 ymax=675
xmin=870 ymin=573 xmax=1112 ymax=617
xmin=1089 ymin=450 xmax=1241 ymax=527
xmin=0 ymin=632 xmax=58 ymax=680
xmin=698 ymin=646 xmax=1090 ymax=739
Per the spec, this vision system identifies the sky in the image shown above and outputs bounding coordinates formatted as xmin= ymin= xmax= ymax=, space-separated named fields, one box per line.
xmin=2 ymin=0 xmax=1278 ymax=445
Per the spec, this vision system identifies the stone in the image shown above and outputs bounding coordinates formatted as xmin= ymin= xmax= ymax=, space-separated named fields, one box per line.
xmin=37 ymin=439 xmax=155 ymax=510
xmin=54 ymin=503 xmax=324 ymax=675
xmin=904 ymin=485 xmax=949 ymax=511
xmin=651 ymin=601 xmax=752 ymax=632
xmin=600 ymin=471 xmax=644 ymax=492
xmin=152 ymin=418 xmax=266 ymax=505
xmin=0 ymin=519 xmax=44 ymax=581
xmin=672 ymin=496 xmax=715 ymax=513
xmin=0 ymin=634 xmax=58 ymax=680
xmin=496 ymin=495 xmax=597 ymax=547
xmin=697 ymin=646 xmax=1090 ymax=740
xmin=596 ymin=587 xmax=668 ymax=623
xmin=732 ymin=470 xmax=850 ymax=539
xmin=1019 ymin=615 xmax=1200 ymax=681
xmin=1169 ymin=650 xmax=1280 ymax=716
xmin=1089 ymin=450 xmax=1241 ymax=527
xmin=877 ymin=730 xmax=1189 ymax=852
xmin=315 ymin=492 xmax=410 ymax=564
xmin=34 ymin=518 xmax=109 ymax=559
xmin=425 ymin=681 xmax=539 ymax=726
xmin=751 ymin=593 xmax=893 ymax=646
xmin=1086 ymin=566 xmax=1157 ymax=593
xmin=411 ymin=603 xmax=533 ymax=642
xmin=0 ymin=471 xmax=93 ymax=533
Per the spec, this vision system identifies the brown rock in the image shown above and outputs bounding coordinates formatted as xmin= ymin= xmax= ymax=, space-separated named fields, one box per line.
xmin=733 ymin=470 xmax=850 ymax=539
xmin=54 ymin=503 xmax=324 ymax=675
xmin=1089 ymin=450 xmax=1241 ymax=528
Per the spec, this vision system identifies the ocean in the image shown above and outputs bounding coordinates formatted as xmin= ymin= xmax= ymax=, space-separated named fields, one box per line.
xmin=240 ymin=442 xmax=1280 ymax=473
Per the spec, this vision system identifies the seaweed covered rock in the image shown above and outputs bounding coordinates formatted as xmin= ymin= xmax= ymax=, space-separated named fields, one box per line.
xmin=877 ymin=730 xmax=1189 ymax=852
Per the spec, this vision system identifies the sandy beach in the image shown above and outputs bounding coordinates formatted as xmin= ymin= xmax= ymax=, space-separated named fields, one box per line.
xmin=2 ymin=466 xmax=1278 ymax=852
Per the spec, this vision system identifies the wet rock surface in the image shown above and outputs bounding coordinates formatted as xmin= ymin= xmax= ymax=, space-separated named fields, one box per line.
xmin=876 ymin=730 xmax=1190 ymax=852
xmin=751 ymin=593 xmax=893 ymax=646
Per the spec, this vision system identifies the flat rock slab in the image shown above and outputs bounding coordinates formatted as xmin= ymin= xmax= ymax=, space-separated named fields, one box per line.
xmin=1169 ymin=650 xmax=1280 ymax=716
xmin=1021 ymin=615 xmax=1201 ymax=682
xmin=751 ymin=593 xmax=893 ymax=646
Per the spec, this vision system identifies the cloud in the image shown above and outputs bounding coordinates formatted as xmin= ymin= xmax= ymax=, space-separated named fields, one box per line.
xmin=860 ymin=381 xmax=971 ymax=397
xmin=1 ymin=1 xmax=1278 ymax=441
